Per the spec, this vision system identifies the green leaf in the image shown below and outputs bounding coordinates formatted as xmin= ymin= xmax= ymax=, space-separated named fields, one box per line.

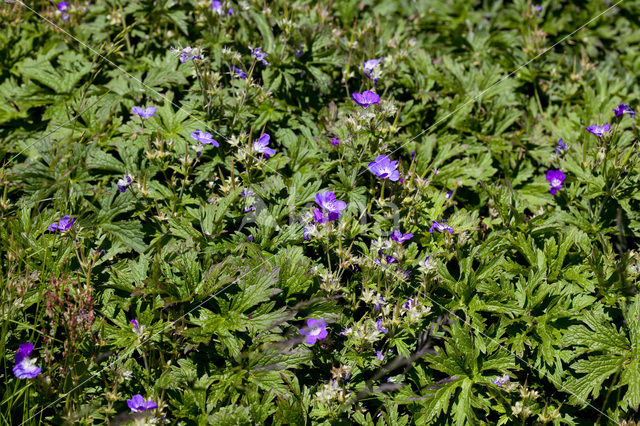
xmin=86 ymin=149 xmax=127 ymax=173
xmin=230 ymin=266 xmax=281 ymax=313
xmin=565 ymin=354 xmax=624 ymax=405
xmin=249 ymin=11 xmax=275 ymax=53
xmin=18 ymin=51 xmax=92 ymax=94
xmin=564 ymin=308 xmax=629 ymax=351
xmin=100 ymin=221 xmax=147 ymax=253
xmin=413 ymin=378 xmax=463 ymax=424
xmin=453 ymin=379 xmax=475 ymax=426
xmin=619 ymin=359 xmax=640 ymax=411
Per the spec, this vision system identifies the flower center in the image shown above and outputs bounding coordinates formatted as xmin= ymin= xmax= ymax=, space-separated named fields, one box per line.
xmin=22 ymin=357 xmax=37 ymax=370
xmin=551 ymin=178 xmax=561 ymax=187
xmin=309 ymin=326 xmax=322 ymax=336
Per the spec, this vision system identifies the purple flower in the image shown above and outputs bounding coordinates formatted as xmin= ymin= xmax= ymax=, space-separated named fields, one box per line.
xmin=315 ymin=191 xmax=347 ymax=220
xmin=299 ymin=318 xmax=328 ymax=345
xmin=420 ymin=256 xmax=435 ymax=271
xmin=331 ymin=138 xmax=340 ymax=146
xmin=613 ymin=103 xmax=635 ymax=118
xmin=313 ymin=208 xmax=342 ymax=224
xmin=253 ymin=134 xmax=275 ymax=158
xmin=429 ymin=221 xmax=453 ymax=234
xmin=57 ymin=215 xmax=74 ymax=231
xmin=352 ymin=90 xmax=380 ymax=108
xmin=170 ymin=46 xmax=202 ymax=63
xmin=126 ymin=394 xmax=158 ymax=412
xmin=117 ymin=174 xmax=133 ymax=193
xmin=231 ymin=65 xmax=247 ymax=79
xmin=445 ymin=190 xmax=453 ymax=199
xmin=391 ymin=230 xmax=413 ymax=243
xmin=545 ymin=170 xmax=566 ymax=195
xmin=131 ymin=106 xmax=157 ymax=119
xmin=303 ymin=227 xmax=310 ymax=241
xmin=363 ymin=58 xmax=383 ymax=81
xmin=374 ymin=254 xmax=397 ymax=265
xmin=48 ymin=215 xmax=75 ymax=233
xmin=57 ymin=0 xmax=70 ymax=19
xmin=374 ymin=296 xmax=386 ymax=311
xmin=190 ymin=129 xmax=219 ymax=147
xmin=534 ymin=4 xmax=542 ymax=16
xmin=313 ymin=208 xmax=332 ymax=224
xmin=13 ymin=343 xmax=41 ymax=379
xmin=586 ymin=123 xmax=611 ymax=139
xmin=249 ymin=46 xmax=269 ymax=66
xmin=403 ymin=298 xmax=414 ymax=310
xmin=188 ymin=47 xmax=202 ymax=62
xmin=375 ymin=319 xmax=388 ymax=334
xmin=248 ymin=235 xmax=253 ymax=241
xmin=210 ymin=0 xmax=226 ymax=14
xmin=368 ymin=155 xmax=400 ymax=181
xmin=555 ymin=138 xmax=568 ymax=154
xmin=130 ymin=319 xmax=143 ymax=335
xmin=376 ymin=350 xmax=385 ymax=361
xmin=493 ymin=375 xmax=510 ymax=387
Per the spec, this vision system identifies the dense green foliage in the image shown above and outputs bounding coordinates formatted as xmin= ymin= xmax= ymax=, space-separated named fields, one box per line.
xmin=2 ymin=0 xmax=640 ymax=424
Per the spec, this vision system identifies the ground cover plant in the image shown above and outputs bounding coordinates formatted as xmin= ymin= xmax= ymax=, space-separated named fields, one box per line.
xmin=2 ymin=0 xmax=640 ymax=424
